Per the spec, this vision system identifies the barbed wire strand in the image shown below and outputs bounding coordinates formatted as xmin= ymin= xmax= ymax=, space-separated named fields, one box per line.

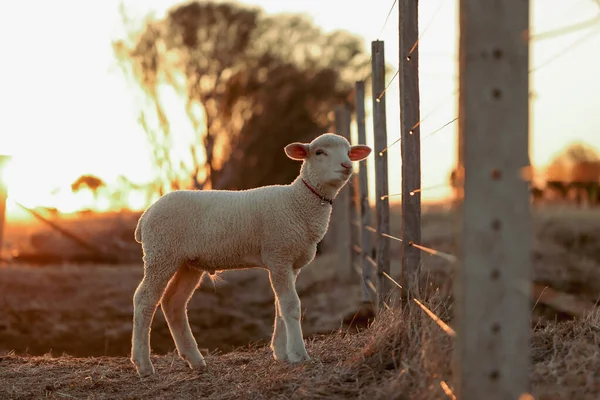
xmin=409 ymin=183 xmax=449 ymax=196
xmin=381 ymin=183 xmax=449 ymax=199
xmin=530 ymin=14 xmax=600 ymax=41
xmin=421 ymin=117 xmax=459 ymax=140
xmin=364 ymin=225 xmax=377 ymax=234
xmin=400 ymin=11 xmax=599 ymax=145
xmin=379 ymin=267 xmax=455 ymax=338
xmin=376 ymin=69 xmax=400 ymax=102
xmin=412 ymin=88 xmax=459 ymax=130
xmin=359 ymin=223 xmax=459 ymax=264
xmin=404 ymin=10 xmax=600 ymax=144
xmin=356 ymin=234 xmax=456 ymax=339
xmin=375 ymin=0 xmax=452 ymax=104
xmin=366 ymin=1 xmax=596 ymax=131
xmin=530 ymin=25 xmax=600 ymax=72
xmin=413 ymin=298 xmax=457 ymax=337
xmin=404 ymin=26 xmax=599 ymax=147
xmin=408 ymin=0 xmax=447 ymax=56
xmin=353 ymin=262 xmax=378 ymax=296
xmin=362 ymin=0 xmax=399 ymax=82
xmin=377 ymin=0 xmax=399 ymax=40
xmin=381 ymin=233 xmax=402 ymax=242
xmin=360 ymin=225 xmax=458 ymax=264
xmin=382 ymin=270 xmax=403 ymax=289
xmin=383 ymin=301 xmax=394 ymax=312
xmin=365 ymin=255 xmax=378 ymax=268
xmin=379 ymin=136 xmax=401 ymax=155
xmin=440 ymin=380 xmax=457 ymax=400
xmin=380 ymin=192 xmax=401 ymax=200
xmin=410 ymin=243 xmax=458 ymax=263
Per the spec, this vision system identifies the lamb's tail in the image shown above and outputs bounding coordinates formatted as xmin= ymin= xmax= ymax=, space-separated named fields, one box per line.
xmin=134 ymin=213 xmax=144 ymax=243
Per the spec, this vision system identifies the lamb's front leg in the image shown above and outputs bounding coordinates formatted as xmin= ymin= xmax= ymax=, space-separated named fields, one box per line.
xmin=271 ymin=269 xmax=301 ymax=361
xmin=268 ymin=267 xmax=309 ymax=363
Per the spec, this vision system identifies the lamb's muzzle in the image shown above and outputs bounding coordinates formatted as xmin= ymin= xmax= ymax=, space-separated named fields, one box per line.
xmin=130 ymin=132 xmax=372 ymax=377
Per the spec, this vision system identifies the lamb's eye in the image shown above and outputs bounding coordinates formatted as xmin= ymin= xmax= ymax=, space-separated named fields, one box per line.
xmin=315 ymin=149 xmax=325 ymax=156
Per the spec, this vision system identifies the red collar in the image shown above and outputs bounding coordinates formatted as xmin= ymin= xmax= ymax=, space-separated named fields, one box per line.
xmin=302 ymin=179 xmax=333 ymax=205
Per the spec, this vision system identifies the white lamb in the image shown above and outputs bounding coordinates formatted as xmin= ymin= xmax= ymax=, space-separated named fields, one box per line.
xmin=131 ymin=132 xmax=372 ymax=377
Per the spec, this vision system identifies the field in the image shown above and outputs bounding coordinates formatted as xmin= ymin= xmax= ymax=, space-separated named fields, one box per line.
xmin=1 ymin=205 xmax=599 ymax=399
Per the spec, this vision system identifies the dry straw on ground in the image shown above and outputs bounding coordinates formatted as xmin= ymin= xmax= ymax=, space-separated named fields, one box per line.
xmin=1 ymin=299 xmax=599 ymax=400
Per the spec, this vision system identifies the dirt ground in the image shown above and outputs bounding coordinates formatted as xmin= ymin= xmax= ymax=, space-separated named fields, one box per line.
xmin=0 ymin=204 xmax=599 ymax=399
xmin=0 ymin=256 xmax=364 ymax=358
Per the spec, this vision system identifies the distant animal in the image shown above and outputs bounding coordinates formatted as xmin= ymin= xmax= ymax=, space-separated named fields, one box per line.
xmin=131 ymin=133 xmax=372 ymax=377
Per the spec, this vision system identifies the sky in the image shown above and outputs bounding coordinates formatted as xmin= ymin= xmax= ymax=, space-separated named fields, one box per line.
xmin=1 ymin=0 xmax=599 ymax=217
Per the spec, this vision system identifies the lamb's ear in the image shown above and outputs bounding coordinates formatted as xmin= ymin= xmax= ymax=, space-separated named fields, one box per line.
xmin=349 ymin=145 xmax=372 ymax=161
xmin=284 ymin=143 xmax=310 ymax=160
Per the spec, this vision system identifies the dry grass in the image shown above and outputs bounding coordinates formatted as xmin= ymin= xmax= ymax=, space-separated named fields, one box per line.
xmin=1 ymin=299 xmax=598 ymax=399
xmin=0 ymin=291 xmax=456 ymax=400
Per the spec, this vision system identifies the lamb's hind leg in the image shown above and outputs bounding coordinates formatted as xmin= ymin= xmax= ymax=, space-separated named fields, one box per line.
xmin=131 ymin=258 xmax=175 ymax=377
xmin=161 ymin=265 xmax=206 ymax=371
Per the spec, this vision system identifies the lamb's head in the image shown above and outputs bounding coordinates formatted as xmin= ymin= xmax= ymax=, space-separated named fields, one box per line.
xmin=284 ymin=133 xmax=372 ymax=192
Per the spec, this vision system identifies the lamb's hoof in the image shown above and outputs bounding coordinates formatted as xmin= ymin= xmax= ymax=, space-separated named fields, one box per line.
xmin=273 ymin=352 xmax=289 ymax=362
xmin=180 ymin=351 xmax=207 ymax=372
xmin=271 ymin=346 xmax=289 ymax=362
xmin=133 ymin=360 xmax=156 ymax=378
xmin=287 ymin=351 xmax=311 ymax=363
xmin=187 ymin=359 xmax=208 ymax=372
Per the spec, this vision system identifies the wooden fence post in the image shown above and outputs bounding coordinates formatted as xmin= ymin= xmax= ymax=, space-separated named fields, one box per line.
xmin=371 ymin=41 xmax=391 ymax=308
xmin=0 ymin=155 xmax=11 ymax=260
xmin=330 ymin=104 xmax=353 ymax=279
xmin=340 ymin=105 xmax=362 ymax=279
xmin=455 ymin=0 xmax=531 ymax=398
xmin=355 ymin=81 xmax=376 ymax=303
xmin=399 ymin=0 xmax=421 ymax=296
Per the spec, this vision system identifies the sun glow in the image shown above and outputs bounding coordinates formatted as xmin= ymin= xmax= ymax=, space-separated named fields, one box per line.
xmin=1 ymin=155 xmax=151 ymax=220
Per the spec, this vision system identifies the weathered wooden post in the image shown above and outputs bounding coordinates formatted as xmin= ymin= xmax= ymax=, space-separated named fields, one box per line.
xmin=371 ymin=41 xmax=391 ymax=309
xmin=338 ymin=104 xmax=362 ymax=279
xmin=355 ymin=81 xmax=376 ymax=303
xmin=399 ymin=0 xmax=422 ymax=296
xmin=455 ymin=0 xmax=531 ymax=398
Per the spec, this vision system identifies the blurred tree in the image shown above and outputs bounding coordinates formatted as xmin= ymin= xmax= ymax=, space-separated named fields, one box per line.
xmin=546 ymin=142 xmax=600 ymax=203
xmin=549 ymin=142 xmax=600 ymax=166
xmin=113 ymin=1 xmax=370 ymax=193
xmin=71 ymin=175 xmax=106 ymax=193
